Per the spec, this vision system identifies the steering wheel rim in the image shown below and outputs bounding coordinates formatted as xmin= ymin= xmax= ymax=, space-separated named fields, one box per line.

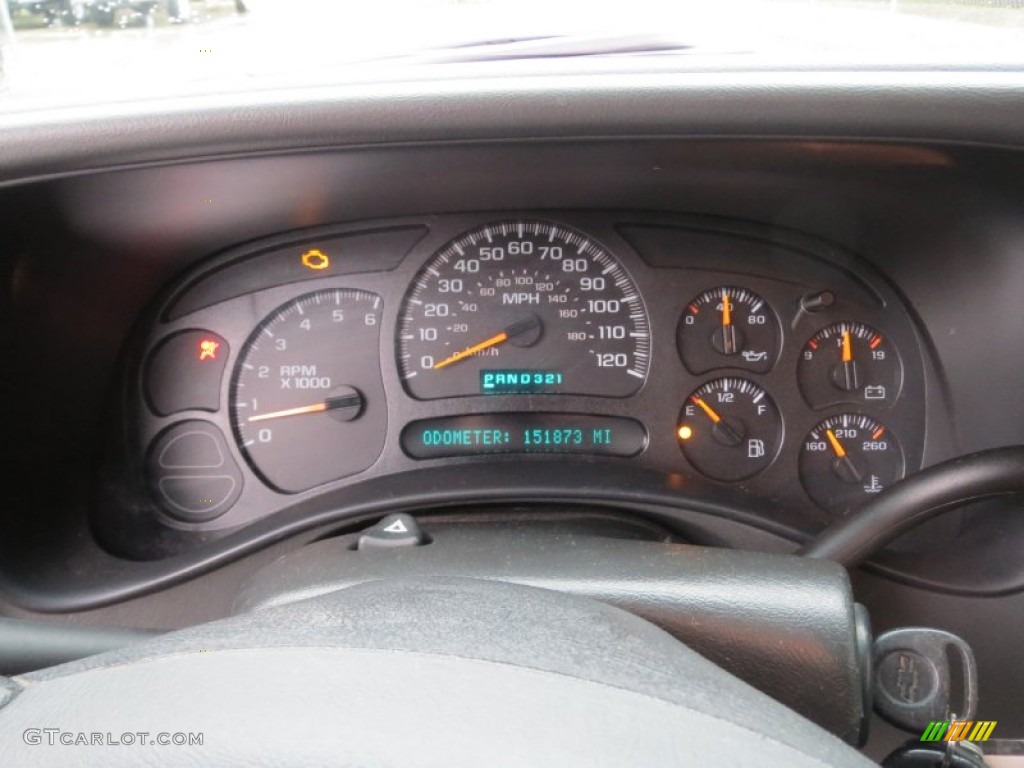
xmin=0 ymin=577 xmax=875 ymax=767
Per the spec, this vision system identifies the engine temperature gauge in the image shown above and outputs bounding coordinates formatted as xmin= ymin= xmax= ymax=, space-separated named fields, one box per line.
xmin=799 ymin=414 xmax=905 ymax=514
xmin=798 ymin=322 xmax=902 ymax=408
xmin=677 ymin=377 xmax=782 ymax=482
xmin=678 ymin=286 xmax=780 ymax=374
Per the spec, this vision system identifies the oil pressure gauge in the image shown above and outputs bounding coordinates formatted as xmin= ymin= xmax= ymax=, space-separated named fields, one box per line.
xmin=676 ymin=377 xmax=782 ymax=482
xmin=678 ymin=286 xmax=780 ymax=374
xmin=798 ymin=322 xmax=902 ymax=408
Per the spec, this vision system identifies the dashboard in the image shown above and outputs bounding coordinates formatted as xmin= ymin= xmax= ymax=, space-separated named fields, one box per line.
xmin=99 ymin=210 xmax=932 ymax=559
xmin=1 ymin=70 xmax=1024 ymax=752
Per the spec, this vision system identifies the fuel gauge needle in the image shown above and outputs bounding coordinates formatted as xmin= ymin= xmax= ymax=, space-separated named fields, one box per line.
xmin=691 ymin=395 xmax=722 ymax=424
xmin=691 ymin=395 xmax=743 ymax=446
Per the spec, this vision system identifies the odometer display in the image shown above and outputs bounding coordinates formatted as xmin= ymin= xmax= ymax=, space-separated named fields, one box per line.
xmin=401 ymin=413 xmax=647 ymax=459
xmin=397 ymin=220 xmax=650 ymax=399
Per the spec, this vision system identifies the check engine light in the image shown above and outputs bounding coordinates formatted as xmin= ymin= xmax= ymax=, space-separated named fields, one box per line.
xmin=300 ymin=249 xmax=330 ymax=271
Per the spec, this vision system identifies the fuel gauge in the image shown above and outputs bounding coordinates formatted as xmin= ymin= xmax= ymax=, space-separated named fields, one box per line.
xmin=678 ymin=287 xmax=780 ymax=374
xmin=677 ymin=377 xmax=782 ymax=482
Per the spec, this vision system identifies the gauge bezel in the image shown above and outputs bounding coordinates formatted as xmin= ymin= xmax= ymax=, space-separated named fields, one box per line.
xmin=98 ymin=210 xmax=933 ymax=561
xmin=395 ymin=219 xmax=652 ymax=401
xmin=229 ymin=288 xmax=387 ymax=494
xmin=797 ymin=321 xmax=904 ymax=410
xmin=798 ymin=413 xmax=906 ymax=514
xmin=677 ymin=376 xmax=784 ymax=482
xmin=677 ymin=285 xmax=782 ymax=375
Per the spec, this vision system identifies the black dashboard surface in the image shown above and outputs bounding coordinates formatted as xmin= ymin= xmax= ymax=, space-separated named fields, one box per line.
xmin=98 ymin=209 xmax=931 ymax=560
xmin=0 ymin=57 xmax=1023 ymax=602
xmin=1 ymin=70 xmax=1024 ymax=748
xmin=1 ymin=133 xmax=1023 ymax=612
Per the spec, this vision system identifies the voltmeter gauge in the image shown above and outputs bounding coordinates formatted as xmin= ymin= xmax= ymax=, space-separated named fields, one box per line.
xmin=678 ymin=286 xmax=780 ymax=374
xmin=798 ymin=322 xmax=902 ymax=408
xmin=799 ymin=414 xmax=905 ymax=514
xmin=676 ymin=377 xmax=782 ymax=482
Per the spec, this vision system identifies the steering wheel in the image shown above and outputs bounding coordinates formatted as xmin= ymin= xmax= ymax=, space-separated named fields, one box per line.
xmin=0 ymin=577 xmax=874 ymax=767
xmin=4 ymin=446 xmax=1023 ymax=766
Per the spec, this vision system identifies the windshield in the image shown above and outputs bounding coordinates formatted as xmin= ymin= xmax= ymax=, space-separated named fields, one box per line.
xmin=2 ymin=0 xmax=1024 ymax=110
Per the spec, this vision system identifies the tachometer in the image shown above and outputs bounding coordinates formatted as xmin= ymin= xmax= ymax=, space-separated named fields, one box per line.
xmin=397 ymin=220 xmax=650 ymax=399
xmin=231 ymin=289 xmax=387 ymax=493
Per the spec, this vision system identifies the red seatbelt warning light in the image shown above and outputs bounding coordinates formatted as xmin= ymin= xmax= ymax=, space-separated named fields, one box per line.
xmin=198 ymin=339 xmax=220 ymax=361
xmin=301 ymin=249 xmax=330 ymax=271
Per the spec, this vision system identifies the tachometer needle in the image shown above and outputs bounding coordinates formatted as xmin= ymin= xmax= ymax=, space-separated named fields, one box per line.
xmin=432 ymin=331 xmax=509 ymax=371
xmin=248 ymin=391 xmax=362 ymax=422
xmin=248 ymin=403 xmax=327 ymax=422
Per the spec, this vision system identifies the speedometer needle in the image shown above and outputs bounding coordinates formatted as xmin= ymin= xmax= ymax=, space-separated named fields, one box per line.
xmin=432 ymin=316 xmax=543 ymax=371
xmin=432 ymin=331 xmax=509 ymax=370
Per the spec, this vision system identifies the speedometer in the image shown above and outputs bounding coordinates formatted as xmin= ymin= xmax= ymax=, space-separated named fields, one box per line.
xmin=397 ymin=220 xmax=650 ymax=399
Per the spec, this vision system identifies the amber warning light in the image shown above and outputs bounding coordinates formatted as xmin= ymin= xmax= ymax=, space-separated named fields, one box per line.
xmin=198 ymin=339 xmax=220 ymax=361
xmin=301 ymin=249 xmax=330 ymax=271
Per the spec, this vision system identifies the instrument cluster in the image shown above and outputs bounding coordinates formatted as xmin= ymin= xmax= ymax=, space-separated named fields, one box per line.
xmin=97 ymin=212 xmax=930 ymax=558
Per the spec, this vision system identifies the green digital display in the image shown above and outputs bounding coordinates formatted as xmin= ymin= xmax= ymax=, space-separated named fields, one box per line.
xmin=481 ymin=370 xmax=565 ymax=394
xmin=401 ymin=413 xmax=647 ymax=459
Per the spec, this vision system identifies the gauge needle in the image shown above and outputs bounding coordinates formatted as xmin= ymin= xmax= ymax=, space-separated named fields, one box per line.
xmin=432 ymin=331 xmax=509 ymax=370
xmin=826 ymin=428 xmax=865 ymax=483
xmin=720 ymin=290 xmax=737 ymax=355
xmin=248 ymin=392 xmax=362 ymax=422
xmin=826 ymin=429 xmax=847 ymax=458
xmin=836 ymin=328 xmax=860 ymax=391
xmin=432 ymin=316 xmax=542 ymax=371
xmin=691 ymin=395 xmax=722 ymax=424
xmin=691 ymin=395 xmax=743 ymax=446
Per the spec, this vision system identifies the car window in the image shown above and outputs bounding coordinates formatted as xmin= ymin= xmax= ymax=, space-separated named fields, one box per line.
xmin=2 ymin=0 xmax=1024 ymax=110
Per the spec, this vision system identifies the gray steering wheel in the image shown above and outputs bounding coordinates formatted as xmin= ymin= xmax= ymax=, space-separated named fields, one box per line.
xmin=1 ymin=577 xmax=874 ymax=767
